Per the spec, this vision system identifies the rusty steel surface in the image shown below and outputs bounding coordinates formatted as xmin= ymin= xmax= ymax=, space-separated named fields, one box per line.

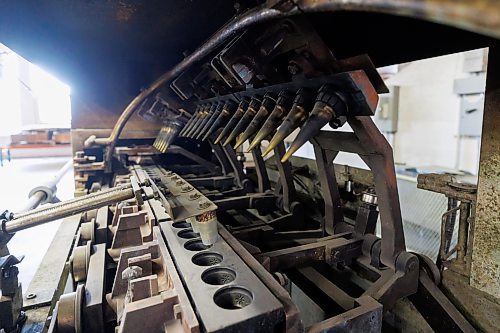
xmin=92 ymin=5 xmax=287 ymax=168
xmin=470 ymin=45 xmax=500 ymax=300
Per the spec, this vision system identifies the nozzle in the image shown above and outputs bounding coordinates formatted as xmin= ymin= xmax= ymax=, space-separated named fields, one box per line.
xmin=183 ymin=108 xmax=202 ymax=138
xmin=262 ymin=89 xmax=314 ymax=157
xmin=163 ymin=122 xmax=182 ymax=152
xmin=234 ymin=93 xmax=276 ymax=149
xmin=203 ymin=100 xmax=237 ymax=141
xmin=224 ymin=96 xmax=262 ymax=147
xmin=179 ymin=105 xmax=201 ymax=137
xmin=194 ymin=103 xmax=219 ymax=139
xmin=196 ymin=102 xmax=223 ymax=140
xmin=247 ymin=90 xmax=293 ymax=152
xmin=214 ymin=99 xmax=249 ymax=144
xmin=281 ymin=86 xmax=347 ymax=162
xmin=153 ymin=127 xmax=164 ymax=150
xmin=154 ymin=122 xmax=181 ymax=153
xmin=187 ymin=105 xmax=213 ymax=138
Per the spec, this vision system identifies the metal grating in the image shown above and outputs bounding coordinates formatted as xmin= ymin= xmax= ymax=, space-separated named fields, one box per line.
xmin=376 ymin=175 xmax=457 ymax=261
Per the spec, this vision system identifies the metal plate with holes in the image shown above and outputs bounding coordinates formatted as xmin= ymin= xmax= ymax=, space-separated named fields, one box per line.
xmin=148 ymin=168 xmax=218 ymax=222
xmin=159 ymin=221 xmax=283 ymax=332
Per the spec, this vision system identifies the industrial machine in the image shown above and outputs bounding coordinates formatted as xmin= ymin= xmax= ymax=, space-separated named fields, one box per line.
xmin=0 ymin=1 xmax=498 ymax=332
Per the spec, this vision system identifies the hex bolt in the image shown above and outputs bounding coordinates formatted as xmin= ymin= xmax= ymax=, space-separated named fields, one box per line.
xmin=361 ymin=191 xmax=378 ymax=205
xmin=181 ymin=185 xmax=194 ymax=193
xmin=189 ymin=193 xmax=201 ymax=200
xmin=198 ymin=201 xmax=211 ymax=210
xmin=287 ymin=62 xmax=301 ymax=75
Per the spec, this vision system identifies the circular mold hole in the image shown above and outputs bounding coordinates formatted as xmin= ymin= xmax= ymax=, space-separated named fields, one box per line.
xmin=192 ymin=252 xmax=223 ymax=266
xmin=177 ymin=229 xmax=199 ymax=239
xmin=184 ymin=239 xmax=212 ymax=251
xmin=172 ymin=221 xmax=190 ymax=229
xmin=214 ymin=286 xmax=253 ymax=310
xmin=202 ymin=267 xmax=236 ymax=285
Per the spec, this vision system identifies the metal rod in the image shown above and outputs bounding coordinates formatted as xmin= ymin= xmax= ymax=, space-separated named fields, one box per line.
xmin=5 ymin=185 xmax=134 ymax=234
xmin=20 ymin=192 xmax=47 ymax=214
xmin=456 ymin=201 xmax=470 ymax=263
xmin=17 ymin=160 xmax=73 ymax=214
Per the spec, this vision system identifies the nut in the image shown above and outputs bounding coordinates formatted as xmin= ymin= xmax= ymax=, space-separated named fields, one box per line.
xmin=198 ymin=201 xmax=211 ymax=210
xmin=181 ymin=185 xmax=194 ymax=193
xmin=189 ymin=192 xmax=201 ymax=200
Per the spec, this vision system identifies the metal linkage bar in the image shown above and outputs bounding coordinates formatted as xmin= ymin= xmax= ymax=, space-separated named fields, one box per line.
xmin=311 ymin=116 xmax=406 ymax=268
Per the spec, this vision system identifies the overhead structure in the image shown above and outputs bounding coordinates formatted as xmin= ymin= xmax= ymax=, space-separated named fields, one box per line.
xmin=0 ymin=1 xmax=498 ymax=332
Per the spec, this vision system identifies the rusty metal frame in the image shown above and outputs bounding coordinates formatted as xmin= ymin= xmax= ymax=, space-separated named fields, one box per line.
xmin=273 ymin=142 xmax=297 ymax=213
xmin=164 ymin=145 xmax=220 ymax=175
xmin=311 ymin=116 xmax=405 ymax=268
xmin=89 ymin=0 xmax=500 ymax=170
xmin=250 ymin=140 xmax=272 ymax=193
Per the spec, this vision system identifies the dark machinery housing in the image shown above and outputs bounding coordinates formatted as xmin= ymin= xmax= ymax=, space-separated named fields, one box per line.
xmin=0 ymin=1 xmax=499 ymax=332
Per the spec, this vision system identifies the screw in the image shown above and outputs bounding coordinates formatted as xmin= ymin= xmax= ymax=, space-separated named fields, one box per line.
xmin=189 ymin=192 xmax=201 ymax=200
xmin=27 ymin=293 xmax=36 ymax=299
xmin=287 ymin=62 xmax=301 ymax=75
xmin=181 ymin=185 xmax=194 ymax=193
xmin=198 ymin=201 xmax=211 ymax=210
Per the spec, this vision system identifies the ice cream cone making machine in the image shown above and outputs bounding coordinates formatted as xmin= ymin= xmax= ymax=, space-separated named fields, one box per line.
xmin=1 ymin=1 xmax=499 ymax=332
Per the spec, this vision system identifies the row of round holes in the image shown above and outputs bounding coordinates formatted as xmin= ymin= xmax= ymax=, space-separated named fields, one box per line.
xmin=172 ymin=220 xmax=253 ymax=309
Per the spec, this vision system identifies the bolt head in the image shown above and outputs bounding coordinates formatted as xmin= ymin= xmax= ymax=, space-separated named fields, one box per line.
xmin=288 ymin=63 xmax=301 ymax=75
xmin=198 ymin=201 xmax=210 ymax=210
xmin=122 ymin=266 xmax=143 ymax=281
xmin=189 ymin=192 xmax=201 ymax=200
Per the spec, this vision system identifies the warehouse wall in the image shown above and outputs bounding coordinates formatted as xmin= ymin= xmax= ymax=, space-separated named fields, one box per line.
xmin=386 ymin=51 xmax=481 ymax=174
xmin=0 ymin=43 xmax=72 ymax=157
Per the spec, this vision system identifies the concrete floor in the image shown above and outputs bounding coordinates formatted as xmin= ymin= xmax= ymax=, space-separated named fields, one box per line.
xmin=0 ymin=157 xmax=74 ymax=289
